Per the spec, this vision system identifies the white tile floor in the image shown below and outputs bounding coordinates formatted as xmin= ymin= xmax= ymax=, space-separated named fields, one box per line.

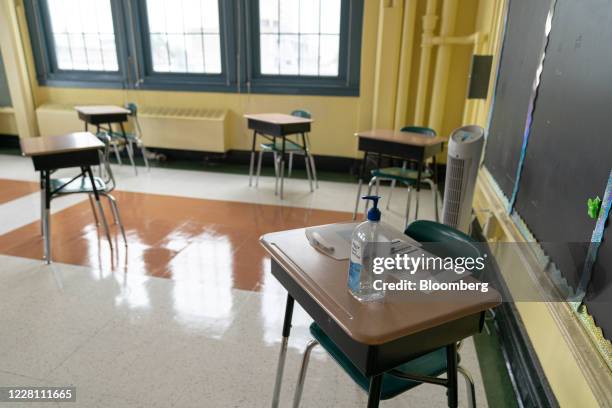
xmin=0 ymin=155 xmax=487 ymax=408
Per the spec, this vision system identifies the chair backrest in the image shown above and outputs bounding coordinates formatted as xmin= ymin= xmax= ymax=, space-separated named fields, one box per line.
xmin=404 ymin=220 xmax=481 ymax=259
xmin=126 ymin=102 xmax=138 ymax=117
xmin=400 ymin=126 xmax=436 ymax=137
xmin=291 ymin=109 xmax=312 ymax=119
xmin=125 ymin=102 xmax=144 ymax=137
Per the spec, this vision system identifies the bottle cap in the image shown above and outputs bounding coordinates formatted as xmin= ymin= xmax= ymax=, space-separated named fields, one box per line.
xmin=362 ymin=195 xmax=381 ymax=222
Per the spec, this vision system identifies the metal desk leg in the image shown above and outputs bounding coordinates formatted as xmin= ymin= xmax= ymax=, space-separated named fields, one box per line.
xmin=42 ymin=170 xmax=51 ymax=264
xmin=249 ymin=131 xmax=258 ymax=187
xmin=272 ymin=294 xmax=295 ymax=408
xmin=119 ymin=122 xmax=137 ymax=175
xmin=353 ymin=151 xmax=368 ymax=220
xmin=301 ymin=133 xmax=313 ymax=192
xmin=279 ymin=137 xmax=286 ymax=199
xmin=432 ymin=155 xmax=439 ymax=221
xmin=367 ymin=375 xmax=383 ymax=408
xmin=446 ymin=343 xmax=459 ymax=408
xmin=84 ymin=166 xmax=113 ymax=250
xmin=415 ymin=161 xmax=423 ymax=220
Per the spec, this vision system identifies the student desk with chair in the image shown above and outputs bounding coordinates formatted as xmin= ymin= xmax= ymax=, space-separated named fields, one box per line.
xmin=261 ymin=224 xmax=500 ymax=408
xmin=20 ymin=132 xmax=109 ymax=264
xmin=75 ymin=105 xmax=140 ymax=174
xmin=245 ymin=113 xmax=314 ymax=199
xmin=354 ymin=129 xmax=446 ymax=225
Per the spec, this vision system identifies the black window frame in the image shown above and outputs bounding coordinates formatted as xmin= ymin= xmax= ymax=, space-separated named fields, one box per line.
xmin=24 ymin=0 xmax=364 ymax=96
xmin=24 ymin=0 xmax=131 ymax=88
xmin=243 ymin=0 xmax=363 ymax=96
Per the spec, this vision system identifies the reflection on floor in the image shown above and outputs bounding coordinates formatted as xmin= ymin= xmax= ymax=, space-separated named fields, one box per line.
xmin=0 ymin=255 xmax=488 ymax=408
xmin=0 ymin=190 xmax=351 ymax=291
xmin=0 ymin=155 xmax=489 ymax=407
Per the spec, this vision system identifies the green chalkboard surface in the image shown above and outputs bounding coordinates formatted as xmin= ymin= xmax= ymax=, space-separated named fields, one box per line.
xmin=486 ymin=0 xmax=612 ymax=339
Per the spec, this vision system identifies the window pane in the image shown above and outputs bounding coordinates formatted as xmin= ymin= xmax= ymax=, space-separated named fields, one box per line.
xmin=168 ymin=34 xmax=187 ymax=72
xmin=279 ymin=35 xmax=298 ymax=75
xmin=259 ymin=0 xmax=340 ymax=77
xmin=299 ymin=34 xmax=318 ymax=75
xmin=319 ymin=34 xmax=339 ymax=75
xmin=260 ymin=34 xmax=279 ymax=75
xmin=53 ymin=34 xmax=72 ymax=70
xmin=202 ymin=0 xmax=220 ymax=33
xmin=320 ymin=0 xmax=341 ymax=34
xmin=259 ymin=0 xmax=278 ymax=34
xmin=145 ymin=0 xmax=222 ymax=74
xmin=279 ymin=0 xmax=299 ymax=34
xmin=185 ymin=35 xmax=204 ymax=73
xmin=204 ymin=34 xmax=221 ymax=73
xmin=46 ymin=0 xmax=118 ymax=71
xmin=299 ymin=0 xmax=319 ymax=34
xmin=150 ymin=34 xmax=170 ymax=72
xmin=84 ymin=34 xmax=104 ymax=71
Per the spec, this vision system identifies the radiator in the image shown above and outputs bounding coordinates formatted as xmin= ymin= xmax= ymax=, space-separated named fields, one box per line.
xmin=35 ymin=104 xmax=229 ymax=153
xmin=139 ymin=107 xmax=228 ymax=153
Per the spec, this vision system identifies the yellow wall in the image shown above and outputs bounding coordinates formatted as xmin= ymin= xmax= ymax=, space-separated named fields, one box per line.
xmin=6 ymin=0 xmax=500 ymax=159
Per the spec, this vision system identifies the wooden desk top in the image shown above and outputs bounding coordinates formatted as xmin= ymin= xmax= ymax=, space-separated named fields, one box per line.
xmin=356 ymin=129 xmax=446 ymax=147
xmin=261 ymin=227 xmax=501 ymax=345
xmin=74 ymin=105 xmax=131 ymax=116
xmin=20 ymin=132 xmax=104 ymax=157
xmin=244 ymin=113 xmax=313 ymax=125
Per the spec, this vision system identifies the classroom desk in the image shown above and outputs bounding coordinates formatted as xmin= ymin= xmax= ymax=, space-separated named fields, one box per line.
xmin=261 ymin=227 xmax=500 ymax=408
xmin=244 ymin=113 xmax=312 ymax=199
xmin=20 ymin=132 xmax=107 ymax=264
xmin=75 ymin=105 xmax=137 ymax=173
xmin=355 ymin=129 xmax=445 ymax=215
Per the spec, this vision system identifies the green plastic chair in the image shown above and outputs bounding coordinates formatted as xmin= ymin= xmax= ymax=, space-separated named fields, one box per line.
xmin=404 ymin=219 xmax=481 ymax=260
xmin=293 ymin=221 xmax=480 ymax=408
xmin=108 ymin=102 xmax=150 ymax=174
xmin=354 ymin=126 xmax=440 ymax=229
xmin=254 ymin=109 xmax=317 ymax=193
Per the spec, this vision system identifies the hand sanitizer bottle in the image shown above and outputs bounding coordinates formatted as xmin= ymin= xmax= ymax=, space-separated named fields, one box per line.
xmin=348 ymin=196 xmax=385 ymax=302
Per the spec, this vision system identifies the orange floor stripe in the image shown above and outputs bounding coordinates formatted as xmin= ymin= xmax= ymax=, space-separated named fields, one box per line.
xmin=0 ymin=190 xmax=352 ymax=291
xmin=0 ymin=179 xmax=39 ymax=204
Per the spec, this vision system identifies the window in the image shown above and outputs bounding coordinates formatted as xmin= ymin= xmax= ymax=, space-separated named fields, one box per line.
xmin=25 ymin=0 xmax=127 ymax=87
xmin=46 ymin=0 xmax=118 ymax=71
xmin=144 ymin=0 xmax=222 ymax=74
xmin=258 ymin=0 xmax=341 ymax=76
xmin=25 ymin=0 xmax=363 ymax=95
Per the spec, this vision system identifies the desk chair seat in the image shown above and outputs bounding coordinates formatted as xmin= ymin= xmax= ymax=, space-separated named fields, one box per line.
xmin=310 ymin=323 xmax=447 ymax=400
xmin=254 ymin=110 xmax=318 ymax=193
xmin=371 ymin=166 xmax=433 ymax=181
xmin=49 ymin=177 xmax=106 ymax=194
xmin=295 ymin=323 xmax=475 ymax=408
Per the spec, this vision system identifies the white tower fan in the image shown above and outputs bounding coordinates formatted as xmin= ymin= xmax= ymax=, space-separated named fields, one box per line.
xmin=442 ymin=125 xmax=485 ymax=233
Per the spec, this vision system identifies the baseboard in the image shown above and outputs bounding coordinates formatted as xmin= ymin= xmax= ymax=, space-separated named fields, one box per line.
xmin=0 ymin=134 xmax=19 ymax=148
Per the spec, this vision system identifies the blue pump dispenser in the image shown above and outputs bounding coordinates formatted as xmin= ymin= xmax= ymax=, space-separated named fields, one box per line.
xmin=363 ymin=195 xmax=381 ymax=222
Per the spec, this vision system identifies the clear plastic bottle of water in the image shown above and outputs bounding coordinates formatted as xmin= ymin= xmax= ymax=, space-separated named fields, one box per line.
xmin=348 ymin=196 xmax=385 ymax=302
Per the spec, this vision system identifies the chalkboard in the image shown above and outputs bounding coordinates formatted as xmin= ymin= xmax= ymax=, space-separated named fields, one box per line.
xmin=513 ymin=0 xmax=612 ymax=337
xmin=486 ymin=0 xmax=612 ymax=338
xmin=0 ymin=51 xmax=11 ymax=107
xmin=484 ymin=0 xmax=552 ymax=198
